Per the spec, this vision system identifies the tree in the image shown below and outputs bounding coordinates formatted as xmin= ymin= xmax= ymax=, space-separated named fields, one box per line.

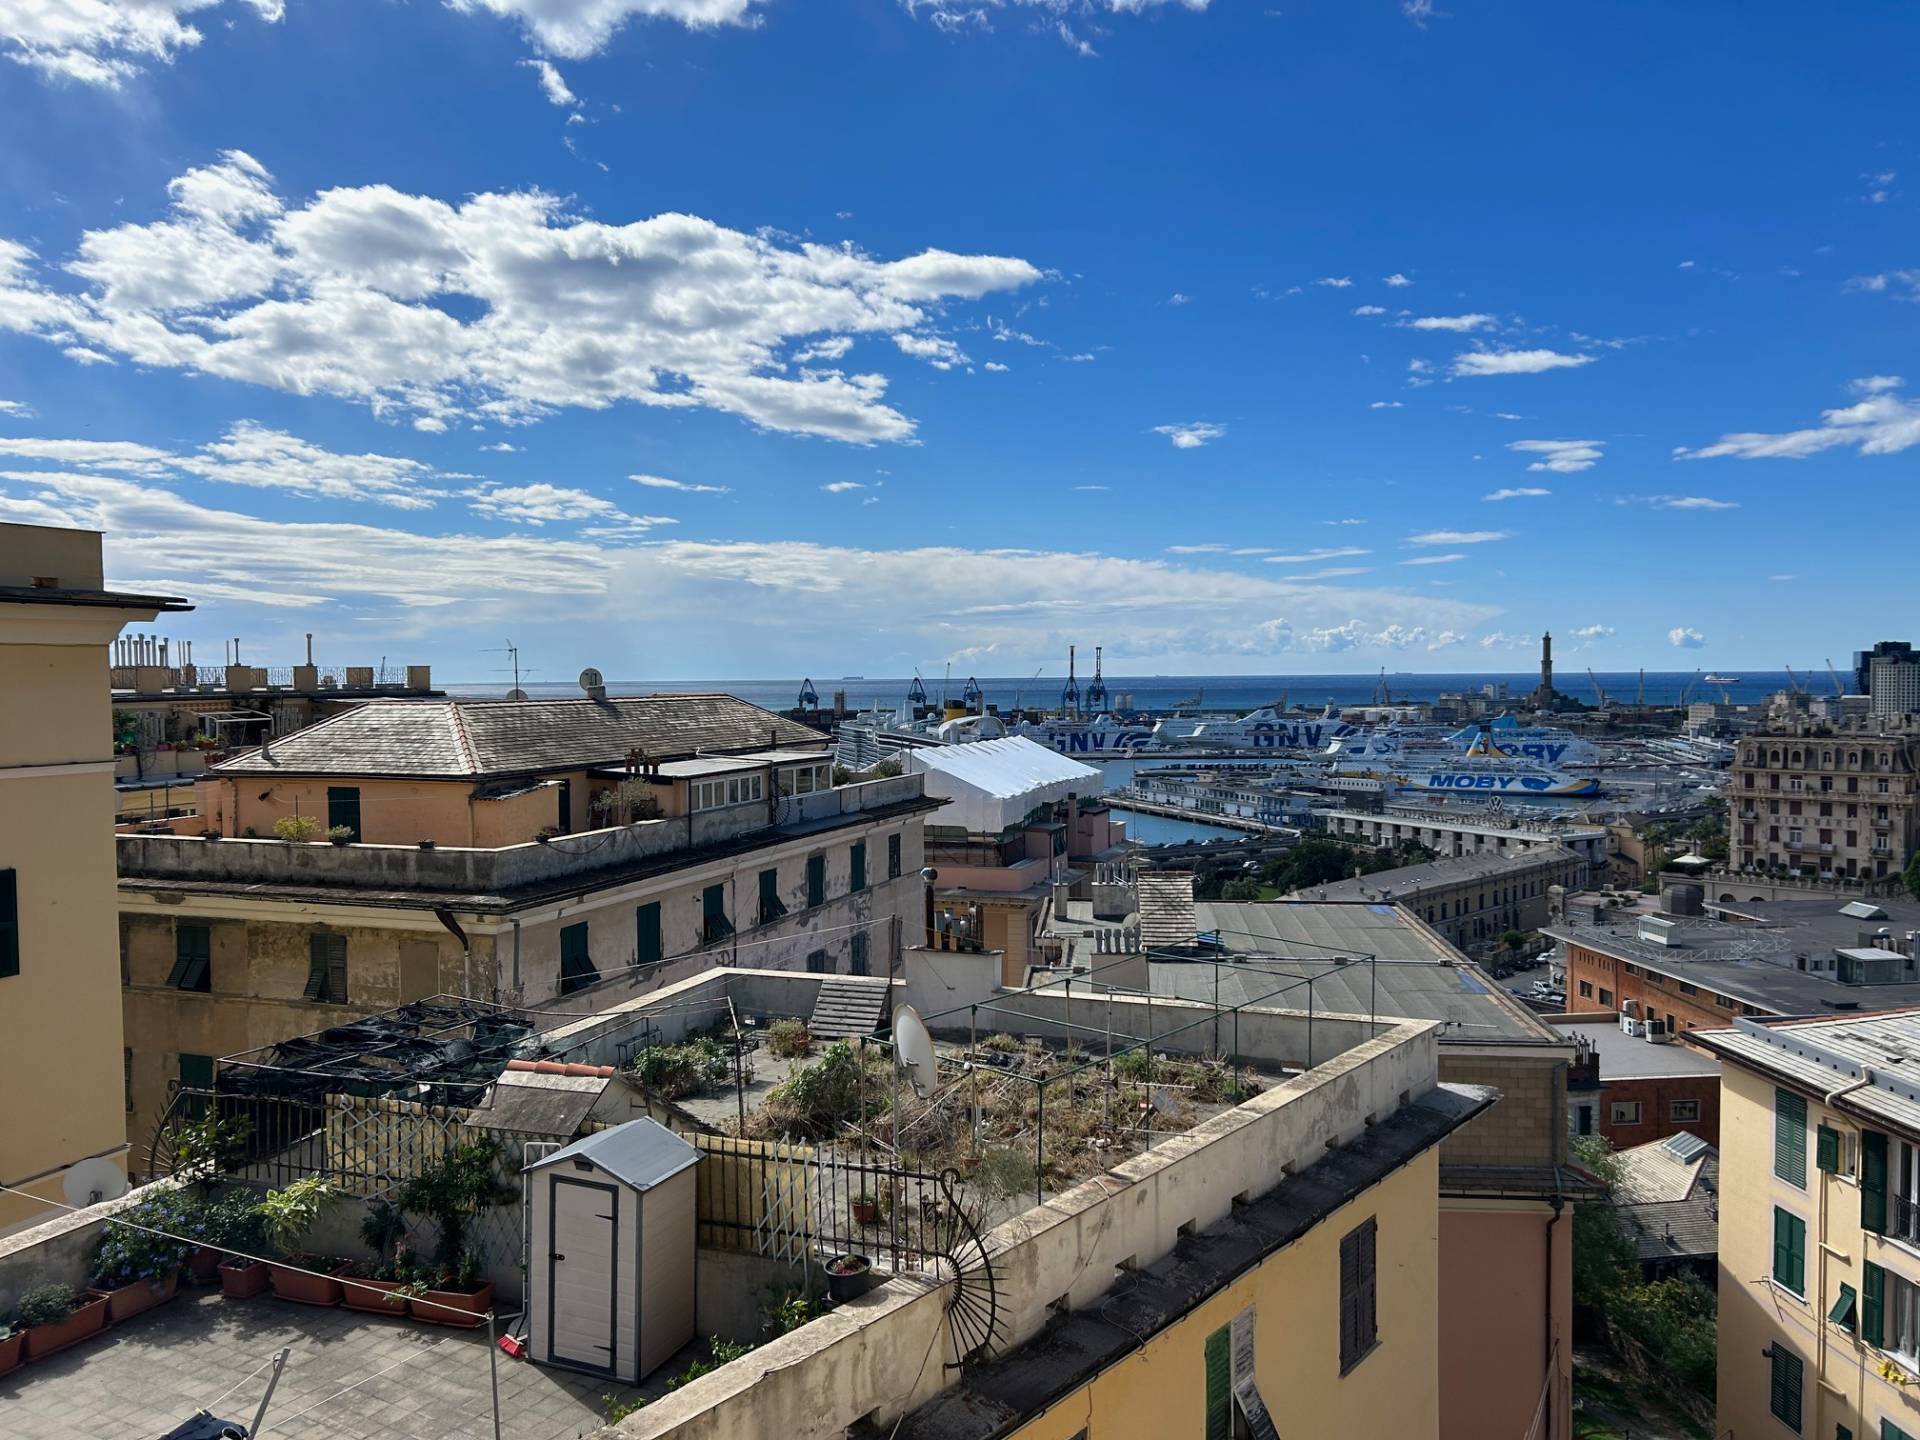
xmin=1905 ymin=850 xmax=1920 ymax=905
xmin=1219 ymin=877 xmax=1263 ymax=903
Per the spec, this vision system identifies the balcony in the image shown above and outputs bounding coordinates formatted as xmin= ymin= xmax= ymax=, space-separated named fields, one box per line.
xmin=1894 ymin=1193 xmax=1920 ymax=1247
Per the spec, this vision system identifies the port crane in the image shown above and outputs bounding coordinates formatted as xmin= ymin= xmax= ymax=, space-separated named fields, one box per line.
xmin=1825 ymin=658 xmax=1846 ymax=697
xmin=1587 ymin=669 xmax=1609 ymax=708
xmin=1060 ymin=645 xmax=1081 ymax=716
xmin=796 ymin=678 xmax=819 ymax=709
xmin=908 ymin=673 xmax=928 ymax=708
xmin=1679 ymin=668 xmax=1703 ymax=705
xmin=1784 ymin=664 xmax=1805 ymax=696
xmin=1085 ymin=646 xmax=1108 ymax=712
xmin=961 ymin=676 xmax=983 ymax=711
xmin=1370 ymin=668 xmax=1390 ymax=706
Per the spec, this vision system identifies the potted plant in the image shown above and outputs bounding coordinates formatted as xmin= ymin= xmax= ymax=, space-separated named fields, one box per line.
xmin=87 ymin=1196 xmax=193 ymax=1323
xmin=272 ymin=815 xmax=322 ymax=843
xmin=342 ymin=1201 xmax=411 ymax=1314
xmin=822 ymin=1254 xmax=875 ymax=1304
xmin=851 ymin=1192 xmax=880 ymax=1225
xmin=258 ymin=1177 xmax=345 ymax=1305
xmin=326 ymin=825 xmax=355 ymax=846
xmin=395 ymin=1140 xmax=512 ymax=1327
xmin=18 ymin=1284 xmax=109 ymax=1361
xmin=0 ymin=1316 xmax=21 ymax=1378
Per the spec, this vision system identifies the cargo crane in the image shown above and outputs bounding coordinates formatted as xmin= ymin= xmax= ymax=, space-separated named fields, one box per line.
xmin=1370 ymin=668 xmax=1390 ymax=706
xmin=908 ymin=673 xmax=928 ymax=709
xmin=1826 ymin=658 xmax=1846 ymax=697
xmin=1784 ymin=664 xmax=1805 ymax=696
xmin=1060 ymin=645 xmax=1081 ymax=716
xmin=1085 ymin=645 xmax=1108 ymax=712
xmin=961 ymin=676 xmax=983 ymax=711
xmin=796 ymin=678 xmax=818 ymax=709
xmin=1679 ymin=668 xmax=1703 ymax=705
xmin=1587 ymin=668 xmax=1609 ymax=708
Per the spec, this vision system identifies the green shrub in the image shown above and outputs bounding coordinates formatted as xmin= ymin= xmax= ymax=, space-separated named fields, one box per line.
xmin=395 ymin=1139 xmax=512 ymax=1271
xmin=766 ymin=1019 xmax=811 ymax=1059
xmin=761 ymin=1287 xmax=825 ymax=1338
xmin=90 ymin=1194 xmax=196 ymax=1286
xmin=629 ymin=1036 xmax=736 ymax=1099
xmin=273 ymin=815 xmax=322 ymax=842
xmin=16 ymin=1284 xmax=79 ymax=1327
xmin=971 ymin=1147 xmax=1038 ymax=1199
xmin=750 ymin=1041 xmax=889 ymax=1140
xmin=257 ymin=1176 xmax=336 ymax=1259
xmin=666 ymin=1337 xmax=756 ymax=1390
xmin=1110 ymin=1048 xmax=1153 ymax=1082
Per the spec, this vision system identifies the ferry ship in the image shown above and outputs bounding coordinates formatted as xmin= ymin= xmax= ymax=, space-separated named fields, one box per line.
xmin=1442 ymin=714 xmax=1602 ymax=767
xmin=1008 ymin=713 xmax=1162 ymax=755
xmin=1325 ymin=727 xmax=1601 ymax=798
xmin=1156 ymin=705 xmax=1356 ymax=751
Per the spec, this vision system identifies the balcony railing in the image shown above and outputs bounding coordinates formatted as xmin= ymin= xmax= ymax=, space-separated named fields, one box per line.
xmin=1893 ymin=1193 xmax=1920 ymax=1247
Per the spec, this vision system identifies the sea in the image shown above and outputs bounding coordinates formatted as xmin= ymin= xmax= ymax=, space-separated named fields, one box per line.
xmin=447 ymin=670 xmax=1798 ymax=712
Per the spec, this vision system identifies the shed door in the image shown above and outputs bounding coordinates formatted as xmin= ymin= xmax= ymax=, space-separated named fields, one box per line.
xmin=548 ymin=1176 xmax=620 ymax=1374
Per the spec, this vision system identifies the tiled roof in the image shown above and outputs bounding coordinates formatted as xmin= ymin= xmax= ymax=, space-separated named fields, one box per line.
xmin=1611 ymin=1134 xmax=1719 ymax=1262
xmin=213 ymin=694 xmax=826 ymax=778
xmin=1138 ymin=870 xmax=1197 ymax=948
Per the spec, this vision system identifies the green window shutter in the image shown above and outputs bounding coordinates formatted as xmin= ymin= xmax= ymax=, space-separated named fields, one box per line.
xmin=1818 ymin=1124 xmax=1841 ymax=1174
xmin=1776 ymin=1088 xmax=1808 ymax=1186
xmin=1768 ymin=1345 xmax=1803 ymax=1432
xmin=326 ymin=786 xmax=361 ymax=839
xmin=179 ymin=1053 xmax=213 ymax=1120
xmin=559 ymin=921 xmax=598 ymax=995
xmin=304 ymin=933 xmax=347 ymax=1004
xmin=1886 ymin=1420 xmax=1916 ymax=1440
xmin=636 ymin=902 xmax=662 ymax=968
xmin=1772 ymin=1209 xmax=1807 ymax=1294
xmin=806 ymin=855 xmax=825 ymax=909
xmin=170 ymin=924 xmax=212 ymax=992
xmin=1828 ymin=1282 xmax=1857 ymax=1331
xmin=1203 ymin=1324 xmax=1231 ymax=1440
xmin=1864 ymin=1261 xmax=1886 ymax=1347
xmin=888 ymin=833 xmax=901 ymax=880
xmin=1840 ymin=1427 xmax=1852 ymax=1440
xmin=703 ymin=884 xmax=731 ymax=942
xmin=1864 ymin=1131 xmax=1890 ymax=1234
xmin=0 ymin=868 xmax=18 ymax=979
xmin=758 ymin=869 xmax=785 ymax=924
xmin=850 ymin=841 xmax=867 ymax=892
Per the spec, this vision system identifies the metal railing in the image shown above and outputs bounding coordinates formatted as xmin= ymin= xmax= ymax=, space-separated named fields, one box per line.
xmin=1893 ymin=1194 xmax=1920 ymax=1247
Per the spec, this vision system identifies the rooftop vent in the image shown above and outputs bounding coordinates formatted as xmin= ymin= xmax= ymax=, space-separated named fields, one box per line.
xmin=1637 ymin=915 xmax=1681 ymax=947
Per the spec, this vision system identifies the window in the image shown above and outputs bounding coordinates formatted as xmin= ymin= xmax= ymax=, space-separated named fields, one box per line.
xmin=758 ymin=868 xmax=786 ymax=926
xmin=1204 ymin=1324 xmax=1231 ymax=1440
xmin=1829 ymin=1283 xmax=1857 ymax=1333
xmin=1772 ymin=1208 xmax=1807 ymax=1295
xmin=805 ymin=949 xmax=831 ymax=974
xmin=691 ymin=773 xmax=763 ymax=812
xmin=850 ymin=930 xmax=870 ymax=977
xmin=1767 ymin=1343 xmax=1802 ymax=1433
xmin=179 ymin=1053 xmax=213 ymax=1120
xmin=1865 ymin=1130 xmax=1891 ymax=1234
xmin=559 ymin=921 xmax=598 ymax=995
xmin=1671 ymin=1099 xmax=1702 ymax=1123
xmin=1873 ymin=1264 xmax=1920 ymax=1369
xmin=806 ymin=854 xmax=826 ymax=909
xmin=1578 ymin=980 xmax=1594 ymax=999
xmin=1598 ymin=988 xmax=1613 ymax=1006
xmin=850 ymin=841 xmax=867 ymax=892
xmin=124 ymin=1049 xmax=134 ymax=1112
xmin=1611 ymin=1101 xmax=1643 ymax=1125
xmin=702 ymin=884 xmax=732 ymax=944
xmin=326 ymin=786 xmax=361 ymax=841
xmin=168 ymin=923 xmax=212 ymax=992
xmin=0 ymin=868 xmax=17 ymax=979
xmin=1338 ymin=1216 xmax=1378 ymax=1374
xmin=303 ymin=933 xmax=348 ymax=1005
xmin=1574 ymin=1104 xmax=1594 ymax=1136
xmin=636 ymin=902 xmax=662 ymax=970
xmin=888 ymin=833 xmax=902 ymax=880
xmin=1776 ymin=1088 xmax=1808 ymax=1188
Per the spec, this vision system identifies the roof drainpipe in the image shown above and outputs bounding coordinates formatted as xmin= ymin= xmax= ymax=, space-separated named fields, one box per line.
xmin=1545 ymin=1193 xmax=1565 ymax=1440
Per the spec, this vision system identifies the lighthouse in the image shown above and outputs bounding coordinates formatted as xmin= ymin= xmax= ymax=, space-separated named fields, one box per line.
xmin=1532 ymin=631 xmax=1557 ymax=708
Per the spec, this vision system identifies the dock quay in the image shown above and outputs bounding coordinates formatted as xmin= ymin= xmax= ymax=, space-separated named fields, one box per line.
xmin=1107 ymin=790 xmax=1298 ymax=835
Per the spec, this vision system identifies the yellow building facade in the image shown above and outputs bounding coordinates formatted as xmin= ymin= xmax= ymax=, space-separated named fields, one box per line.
xmin=0 ymin=523 xmax=188 ymax=1233
xmin=1699 ymin=1012 xmax=1920 ymax=1440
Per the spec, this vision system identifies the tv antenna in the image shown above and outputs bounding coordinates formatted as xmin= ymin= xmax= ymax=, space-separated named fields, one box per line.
xmin=485 ymin=640 xmax=538 ymax=697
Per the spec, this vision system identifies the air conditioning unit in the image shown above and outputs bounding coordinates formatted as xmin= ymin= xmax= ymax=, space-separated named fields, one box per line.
xmin=1645 ymin=1019 xmax=1674 ymax=1045
xmin=1620 ymin=1015 xmax=1645 ymax=1038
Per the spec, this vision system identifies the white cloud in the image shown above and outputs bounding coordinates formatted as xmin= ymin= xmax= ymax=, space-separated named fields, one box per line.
xmin=1844 ymin=270 xmax=1920 ymax=300
xmin=465 ymin=481 xmax=653 ymax=526
xmin=1863 ymin=170 xmax=1898 ymax=205
xmin=1302 ymin=620 xmax=1459 ymax=653
xmin=1153 ymin=422 xmax=1225 ymax=450
xmin=1323 ymin=517 xmax=1367 ymax=525
xmin=1400 ymin=553 xmax=1466 ymax=566
xmin=1408 ymin=313 xmax=1494 ymax=332
xmin=892 ymin=332 xmax=971 ymax=369
xmin=983 ymin=361 xmax=1009 ymax=372
xmin=1853 ymin=375 xmax=1905 ymax=395
xmin=1262 ymin=546 xmax=1368 ymax=564
xmin=1570 ymin=624 xmax=1614 ymax=640
xmin=793 ymin=336 xmax=854 ymax=363
xmin=1383 ymin=273 xmax=1413 ymax=288
xmin=1769 ymin=574 xmax=1797 ymax=582
xmin=480 ymin=441 xmax=521 ymax=453
xmin=0 ymin=0 xmax=282 ymax=87
xmin=1072 ymin=484 xmax=1109 ymax=491
xmin=1668 ymin=626 xmax=1707 ymax=649
xmin=1352 ymin=305 xmax=1387 ymax=317
xmin=1369 ymin=400 xmax=1403 ymax=410
xmin=1483 ymin=486 xmax=1551 ymax=501
xmin=0 ymin=399 xmax=33 ymax=418
xmin=1677 ymin=260 xmax=1696 ymax=270
xmin=1676 ymin=378 xmax=1920 ymax=461
xmin=0 ymin=152 xmax=1041 ymax=444
xmin=446 ymin=0 xmax=761 ymax=60
xmin=1477 ymin=631 xmax=1532 ymax=650
xmin=1507 ymin=438 xmax=1603 ymax=473
xmin=1492 ymin=412 xmax=1524 ymax=421
xmin=1167 ymin=292 xmax=1191 ymax=305
xmin=1315 ymin=276 xmax=1353 ymax=289
xmin=1450 ymin=349 xmax=1595 ymax=378
xmin=632 ymin=473 xmax=728 ymax=493
xmin=1406 ymin=529 xmax=1507 ymax=546
xmin=1400 ymin=0 xmax=1437 ymax=26
xmin=821 ymin=481 xmax=865 ymax=493
xmin=1276 ymin=566 xmax=1372 ymax=580
xmin=521 ymin=58 xmax=579 ymax=107
xmin=1616 ymin=494 xmax=1740 ymax=510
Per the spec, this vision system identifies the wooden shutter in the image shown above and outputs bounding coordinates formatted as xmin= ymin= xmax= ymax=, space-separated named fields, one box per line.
xmin=1773 ymin=1209 xmax=1806 ymax=1293
xmin=1865 ymin=1262 xmax=1886 ymax=1347
xmin=305 ymin=933 xmax=346 ymax=1003
xmin=850 ymin=841 xmax=867 ymax=892
xmin=759 ymin=869 xmax=784 ymax=924
xmin=807 ymin=855 xmax=825 ymax=909
xmin=636 ymin=903 xmax=662 ymax=968
xmin=703 ymin=884 xmax=730 ymax=941
xmin=1775 ymin=1088 xmax=1808 ymax=1185
xmin=1767 ymin=1346 xmax=1801 ymax=1431
xmin=559 ymin=922 xmax=597 ymax=994
xmin=1818 ymin=1125 xmax=1840 ymax=1174
xmin=1203 ymin=1325 xmax=1230 ymax=1440
xmin=1339 ymin=1217 xmax=1377 ymax=1372
xmin=1865 ymin=1131 xmax=1890 ymax=1234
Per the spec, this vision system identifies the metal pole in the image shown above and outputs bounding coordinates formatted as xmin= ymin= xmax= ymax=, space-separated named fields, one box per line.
xmin=1035 ymin=1078 xmax=1045 ymax=1206
xmin=1307 ymin=973 xmax=1315 ymax=1070
xmin=1233 ymin=1006 xmax=1240 ymax=1097
xmin=246 ymin=1347 xmax=290 ymax=1437
xmin=969 ymin=1005 xmax=979 ymax=1156
xmin=487 ymin=1313 xmax=504 ymax=1440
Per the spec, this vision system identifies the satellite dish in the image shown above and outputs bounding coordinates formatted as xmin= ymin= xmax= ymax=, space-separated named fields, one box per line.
xmin=891 ymin=1004 xmax=936 ymax=1101
xmin=578 ymin=667 xmax=604 ymax=691
xmin=505 ymin=688 xmax=530 ymax=702
xmin=63 ymin=1156 xmax=128 ymax=1209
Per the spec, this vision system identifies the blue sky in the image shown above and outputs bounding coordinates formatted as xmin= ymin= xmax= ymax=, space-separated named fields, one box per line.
xmin=0 ymin=0 xmax=1914 ymax=681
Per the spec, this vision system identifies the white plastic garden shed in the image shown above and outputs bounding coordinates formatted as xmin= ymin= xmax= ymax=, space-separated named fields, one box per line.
xmin=525 ymin=1118 xmax=699 ymax=1383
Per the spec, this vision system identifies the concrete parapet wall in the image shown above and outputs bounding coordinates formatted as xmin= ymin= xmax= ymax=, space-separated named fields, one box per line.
xmin=0 ymin=1179 xmax=184 ymax=1314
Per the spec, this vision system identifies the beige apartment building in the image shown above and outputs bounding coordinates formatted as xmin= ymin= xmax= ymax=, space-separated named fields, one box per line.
xmin=117 ymin=695 xmax=940 ymax=1155
xmin=1729 ymin=722 xmax=1920 ymax=884
xmin=1696 ymin=1010 xmax=1920 ymax=1440
xmin=0 ymin=522 xmax=189 ymax=1233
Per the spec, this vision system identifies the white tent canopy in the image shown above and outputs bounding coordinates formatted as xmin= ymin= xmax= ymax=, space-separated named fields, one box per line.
xmin=902 ymin=736 xmax=1102 ymax=835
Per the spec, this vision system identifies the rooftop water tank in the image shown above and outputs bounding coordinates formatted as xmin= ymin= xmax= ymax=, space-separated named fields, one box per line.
xmin=1662 ymin=882 xmax=1705 ymax=917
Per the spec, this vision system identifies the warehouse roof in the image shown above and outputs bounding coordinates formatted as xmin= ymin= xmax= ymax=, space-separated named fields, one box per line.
xmin=1297 ymin=844 xmax=1577 ymax=903
xmin=212 ymin=694 xmax=825 ymax=778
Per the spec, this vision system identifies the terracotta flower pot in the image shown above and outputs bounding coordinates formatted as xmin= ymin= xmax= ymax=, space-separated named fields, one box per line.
xmin=89 ymin=1269 xmax=180 ymax=1324
xmin=411 ymin=1282 xmax=493 ymax=1329
xmin=268 ymin=1261 xmax=345 ymax=1307
xmin=0 ymin=1329 xmax=23 ymax=1378
xmin=851 ymin=1198 xmax=880 ymax=1225
xmin=22 ymin=1294 xmax=108 ymax=1361
xmin=188 ymin=1246 xmax=223 ymax=1284
xmin=341 ymin=1276 xmax=410 ymax=1315
xmin=219 ymin=1258 xmax=271 ymax=1299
